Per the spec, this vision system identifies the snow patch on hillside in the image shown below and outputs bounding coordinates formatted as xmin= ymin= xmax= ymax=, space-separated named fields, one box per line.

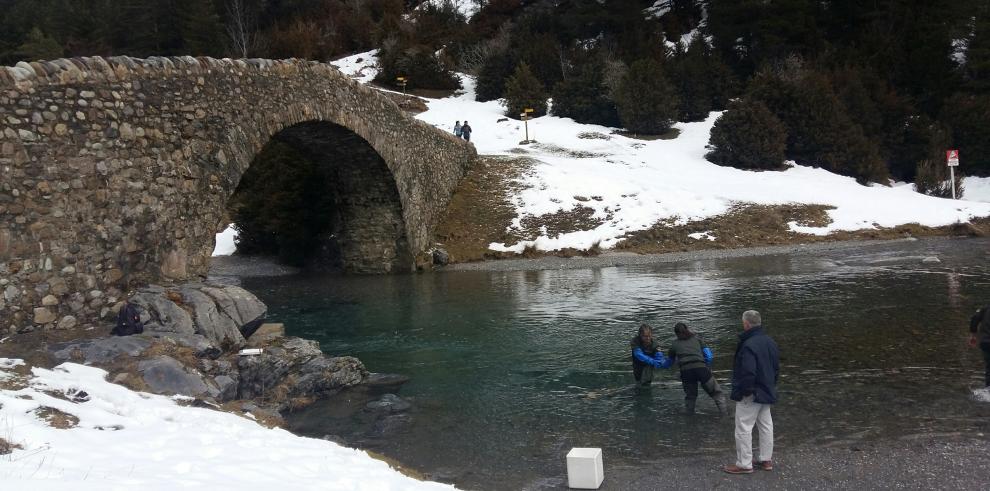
xmin=0 ymin=361 xmax=455 ymax=490
xmin=411 ymin=70 xmax=990 ymax=251
xmin=331 ymin=50 xmax=379 ymax=84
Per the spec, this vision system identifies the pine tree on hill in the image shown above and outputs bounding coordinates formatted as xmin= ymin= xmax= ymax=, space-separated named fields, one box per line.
xmin=504 ymin=62 xmax=548 ymax=118
xmin=706 ymin=98 xmax=788 ymax=171
xmin=551 ymin=57 xmax=620 ymax=127
xmin=747 ymin=68 xmax=889 ymax=183
xmin=614 ymin=58 xmax=680 ymax=134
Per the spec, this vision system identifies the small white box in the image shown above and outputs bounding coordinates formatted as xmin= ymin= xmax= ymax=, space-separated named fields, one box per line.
xmin=238 ymin=348 xmax=263 ymax=356
xmin=566 ymin=447 xmax=604 ymax=489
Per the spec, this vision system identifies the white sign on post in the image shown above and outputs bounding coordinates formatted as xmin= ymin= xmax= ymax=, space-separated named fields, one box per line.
xmin=946 ymin=149 xmax=959 ymax=199
xmin=947 ymin=149 xmax=959 ymax=167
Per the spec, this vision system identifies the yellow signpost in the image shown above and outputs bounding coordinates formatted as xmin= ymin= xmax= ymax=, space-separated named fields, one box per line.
xmin=396 ymin=76 xmax=408 ymax=94
xmin=521 ymin=108 xmax=535 ymax=144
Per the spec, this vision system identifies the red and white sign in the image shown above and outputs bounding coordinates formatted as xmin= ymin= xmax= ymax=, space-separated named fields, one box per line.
xmin=947 ymin=149 xmax=960 ymax=167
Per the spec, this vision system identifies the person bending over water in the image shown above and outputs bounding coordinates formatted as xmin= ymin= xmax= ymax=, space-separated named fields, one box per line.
xmin=631 ymin=324 xmax=671 ymax=387
xmin=668 ymin=322 xmax=727 ymax=415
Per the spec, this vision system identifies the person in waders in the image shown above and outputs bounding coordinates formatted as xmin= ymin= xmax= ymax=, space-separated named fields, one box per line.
xmin=630 ymin=324 xmax=671 ymax=388
xmin=667 ymin=322 xmax=726 ymax=415
xmin=969 ymin=304 xmax=990 ymax=387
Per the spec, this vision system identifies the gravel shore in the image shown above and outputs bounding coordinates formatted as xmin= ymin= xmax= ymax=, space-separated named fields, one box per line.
xmin=585 ymin=435 xmax=990 ymax=491
xmin=443 ymin=238 xmax=916 ymax=272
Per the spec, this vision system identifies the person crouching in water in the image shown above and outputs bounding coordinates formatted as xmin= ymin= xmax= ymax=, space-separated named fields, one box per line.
xmin=631 ymin=324 xmax=671 ymax=388
xmin=668 ymin=322 xmax=726 ymax=415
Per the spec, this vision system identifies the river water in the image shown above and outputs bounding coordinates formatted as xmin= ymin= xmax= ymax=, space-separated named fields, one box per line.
xmin=235 ymin=238 xmax=990 ymax=490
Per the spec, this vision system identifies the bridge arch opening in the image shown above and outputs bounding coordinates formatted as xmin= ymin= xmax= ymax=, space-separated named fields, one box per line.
xmin=226 ymin=121 xmax=411 ymax=273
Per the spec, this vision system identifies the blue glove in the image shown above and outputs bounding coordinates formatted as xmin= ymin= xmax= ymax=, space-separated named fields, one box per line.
xmin=702 ymin=347 xmax=713 ymax=365
xmin=653 ymin=352 xmax=672 ymax=369
xmin=633 ymin=347 xmax=654 ymax=365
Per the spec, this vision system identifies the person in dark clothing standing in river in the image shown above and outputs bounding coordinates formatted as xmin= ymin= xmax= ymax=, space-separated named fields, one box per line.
xmin=724 ymin=310 xmax=780 ymax=475
xmin=668 ymin=322 xmax=726 ymax=415
xmin=630 ymin=324 xmax=671 ymax=387
xmin=969 ymin=304 xmax=990 ymax=387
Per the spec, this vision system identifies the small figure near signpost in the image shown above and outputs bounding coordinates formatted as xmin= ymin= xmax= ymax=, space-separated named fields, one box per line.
xmin=947 ymin=149 xmax=960 ymax=199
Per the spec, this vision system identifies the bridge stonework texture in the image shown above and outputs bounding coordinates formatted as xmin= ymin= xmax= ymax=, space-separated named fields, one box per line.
xmin=0 ymin=56 xmax=476 ymax=333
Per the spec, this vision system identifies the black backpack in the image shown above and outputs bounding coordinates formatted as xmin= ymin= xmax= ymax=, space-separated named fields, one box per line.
xmin=112 ymin=301 xmax=144 ymax=336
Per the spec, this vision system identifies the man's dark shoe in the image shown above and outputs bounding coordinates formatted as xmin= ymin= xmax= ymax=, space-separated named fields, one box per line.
xmin=752 ymin=460 xmax=773 ymax=471
xmin=723 ymin=464 xmax=754 ymax=474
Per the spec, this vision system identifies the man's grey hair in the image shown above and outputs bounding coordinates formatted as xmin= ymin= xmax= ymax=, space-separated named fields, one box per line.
xmin=742 ymin=310 xmax=762 ymax=326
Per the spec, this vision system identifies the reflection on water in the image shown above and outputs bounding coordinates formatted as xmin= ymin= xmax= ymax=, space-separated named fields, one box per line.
xmin=236 ymin=238 xmax=990 ymax=490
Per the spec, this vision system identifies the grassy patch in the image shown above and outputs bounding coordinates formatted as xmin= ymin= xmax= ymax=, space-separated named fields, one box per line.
xmin=34 ymin=406 xmax=79 ymax=429
xmin=619 ymin=204 xmax=989 ymax=255
xmin=0 ymin=437 xmax=22 ymax=455
xmin=434 ymin=156 xmax=535 ymax=263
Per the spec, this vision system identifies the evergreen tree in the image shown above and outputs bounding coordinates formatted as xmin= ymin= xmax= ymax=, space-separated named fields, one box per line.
xmin=668 ymin=37 xmax=739 ymax=122
xmin=706 ymin=98 xmax=788 ymax=171
xmin=614 ymin=58 xmax=680 ymax=134
xmin=965 ymin=7 xmax=990 ymax=93
xmin=941 ymin=92 xmax=990 ymax=176
xmin=504 ymin=62 xmax=548 ymax=118
xmin=179 ymin=0 xmax=224 ymax=56
xmin=475 ymin=50 xmax=515 ymax=101
xmin=551 ymin=57 xmax=619 ymax=126
xmin=748 ymin=68 xmax=888 ymax=183
xmin=13 ymin=27 xmax=63 ymax=61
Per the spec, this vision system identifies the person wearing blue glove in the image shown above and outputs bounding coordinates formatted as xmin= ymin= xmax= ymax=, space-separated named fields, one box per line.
xmin=630 ymin=324 xmax=670 ymax=387
xmin=668 ymin=322 xmax=726 ymax=415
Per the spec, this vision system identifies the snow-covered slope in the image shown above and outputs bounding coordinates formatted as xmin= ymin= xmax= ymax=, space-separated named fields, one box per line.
xmin=0 ymin=360 xmax=454 ymax=490
xmin=328 ymin=51 xmax=990 ymax=253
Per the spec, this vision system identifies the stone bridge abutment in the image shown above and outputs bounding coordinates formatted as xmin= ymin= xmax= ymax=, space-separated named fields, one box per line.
xmin=0 ymin=55 xmax=475 ymax=333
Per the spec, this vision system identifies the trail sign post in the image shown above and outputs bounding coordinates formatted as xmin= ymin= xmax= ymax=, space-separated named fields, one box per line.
xmin=520 ymin=108 xmax=535 ymax=144
xmin=946 ymin=149 xmax=959 ymax=199
xmin=396 ymin=76 xmax=408 ymax=94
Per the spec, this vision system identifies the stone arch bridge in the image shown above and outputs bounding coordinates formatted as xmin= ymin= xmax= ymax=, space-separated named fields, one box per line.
xmin=0 ymin=56 xmax=476 ymax=332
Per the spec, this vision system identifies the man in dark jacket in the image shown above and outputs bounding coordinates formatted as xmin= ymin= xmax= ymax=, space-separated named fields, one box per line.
xmin=724 ymin=310 xmax=780 ymax=474
xmin=969 ymin=304 xmax=990 ymax=386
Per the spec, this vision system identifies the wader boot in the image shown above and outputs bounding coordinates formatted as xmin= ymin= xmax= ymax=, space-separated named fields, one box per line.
xmin=685 ymin=398 xmax=697 ymax=415
xmin=703 ymin=377 xmax=728 ymax=416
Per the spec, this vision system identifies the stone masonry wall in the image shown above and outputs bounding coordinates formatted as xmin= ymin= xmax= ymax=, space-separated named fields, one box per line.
xmin=0 ymin=56 xmax=476 ymax=334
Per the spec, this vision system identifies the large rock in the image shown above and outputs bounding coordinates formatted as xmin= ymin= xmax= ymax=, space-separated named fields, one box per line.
xmin=179 ymin=287 xmax=245 ymax=349
xmin=127 ymin=282 xmax=264 ymax=352
xmin=237 ymin=336 xmax=367 ymax=408
xmin=50 ymin=336 xmax=153 ymax=364
xmin=199 ymin=285 xmax=267 ymax=338
xmin=129 ymin=289 xmax=195 ymax=335
xmin=138 ymin=355 xmax=217 ymax=398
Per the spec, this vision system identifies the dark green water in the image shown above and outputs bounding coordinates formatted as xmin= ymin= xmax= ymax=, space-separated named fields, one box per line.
xmin=236 ymin=238 xmax=990 ymax=490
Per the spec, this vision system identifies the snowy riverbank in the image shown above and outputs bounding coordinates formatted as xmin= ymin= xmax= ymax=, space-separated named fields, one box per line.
xmin=0 ymin=359 xmax=454 ymax=490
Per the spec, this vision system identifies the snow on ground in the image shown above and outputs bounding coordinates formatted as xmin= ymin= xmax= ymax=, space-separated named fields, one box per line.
xmin=963 ymin=176 xmax=990 ymax=203
xmin=417 ymin=0 xmax=479 ymax=20
xmin=212 ymin=225 xmax=237 ymax=256
xmin=0 ymin=361 xmax=454 ymax=490
xmin=330 ymin=50 xmax=379 ymax=84
xmin=331 ymin=50 xmax=990 ymax=253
